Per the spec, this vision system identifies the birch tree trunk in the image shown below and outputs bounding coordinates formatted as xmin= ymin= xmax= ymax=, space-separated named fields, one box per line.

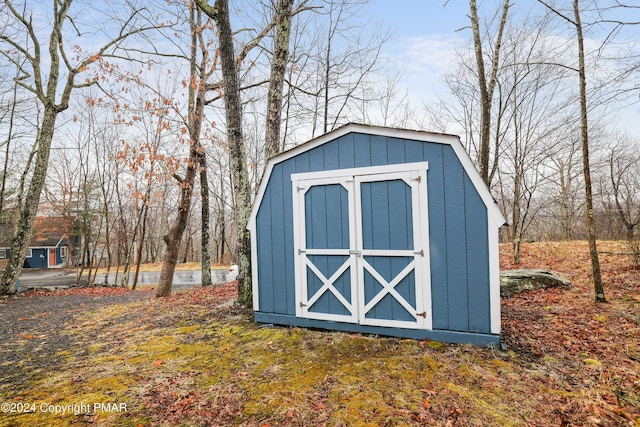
xmin=265 ymin=0 xmax=295 ymax=159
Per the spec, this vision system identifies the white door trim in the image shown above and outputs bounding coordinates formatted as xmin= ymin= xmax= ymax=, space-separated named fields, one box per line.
xmin=293 ymin=175 xmax=358 ymax=323
xmin=354 ymin=168 xmax=431 ymax=329
xmin=292 ymin=162 xmax=431 ymax=330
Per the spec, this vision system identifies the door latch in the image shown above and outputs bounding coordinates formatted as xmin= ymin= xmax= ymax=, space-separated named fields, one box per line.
xmin=349 ymin=249 xmax=362 ymax=256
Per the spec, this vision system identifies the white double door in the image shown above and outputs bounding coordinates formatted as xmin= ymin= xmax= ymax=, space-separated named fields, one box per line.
xmin=292 ymin=163 xmax=432 ymax=330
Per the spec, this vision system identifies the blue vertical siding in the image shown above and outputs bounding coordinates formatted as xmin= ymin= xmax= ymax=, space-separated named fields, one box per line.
xmin=370 ymin=135 xmax=388 ymax=165
xmin=23 ymin=248 xmax=47 ymax=269
xmin=425 ymin=144 xmax=449 ymax=330
xmin=354 ymin=133 xmax=372 ymax=167
xmin=304 ymin=184 xmax=351 ymax=316
xmin=464 ymin=174 xmax=491 ymax=332
xmin=442 ymin=146 xmax=469 ymax=332
xmin=338 ymin=134 xmax=355 ymax=168
xmin=254 ymin=132 xmax=492 ymax=334
xmin=270 ymin=162 xmax=287 ymax=314
xmin=256 ymin=169 xmax=275 ymax=312
xmin=281 ymin=160 xmax=297 ymax=314
xmin=305 ymin=185 xmax=349 ymax=249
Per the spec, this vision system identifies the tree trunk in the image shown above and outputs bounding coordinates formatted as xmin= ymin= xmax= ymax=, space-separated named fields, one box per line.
xmin=626 ymin=225 xmax=634 ymax=241
xmin=574 ymin=0 xmax=605 ymax=302
xmin=214 ymin=0 xmax=253 ymax=306
xmin=132 ymin=200 xmax=149 ymax=290
xmin=102 ymin=201 xmax=112 ymax=284
xmin=0 ymin=73 xmax=20 ymax=217
xmin=322 ymin=5 xmax=333 ymax=135
xmin=156 ymin=0 xmax=207 ymax=297
xmin=469 ymin=0 xmax=509 ymax=187
xmin=200 ymin=153 xmax=212 ymax=286
xmin=265 ymin=0 xmax=295 ymax=159
xmin=512 ymin=134 xmax=522 ymax=265
xmin=215 ymin=177 xmax=226 ymax=263
xmin=0 ymin=106 xmax=57 ymax=294
xmin=156 ymin=145 xmax=202 ymax=297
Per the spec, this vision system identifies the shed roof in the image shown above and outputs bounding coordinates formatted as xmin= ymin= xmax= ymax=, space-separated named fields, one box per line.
xmin=249 ymin=123 xmax=506 ymax=232
xmin=0 ymin=216 xmax=75 ymax=248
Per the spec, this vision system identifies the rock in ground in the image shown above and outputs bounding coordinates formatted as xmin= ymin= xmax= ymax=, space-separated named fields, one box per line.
xmin=500 ymin=269 xmax=570 ymax=297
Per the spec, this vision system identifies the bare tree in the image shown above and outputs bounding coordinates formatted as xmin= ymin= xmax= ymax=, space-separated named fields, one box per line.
xmin=195 ymin=0 xmax=253 ymax=305
xmin=0 ymin=65 xmax=30 ymax=220
xmin=0 ymin=0 xmax=162 ymax=295
xmin=497 ymin=16 xmax=575 ymax=263
xmin=537 ymin=0 xmax=605 ymax=302
xmin=469 ymin=0 xmax=510 ymax=186
xmin=605 ymin=136 xmax=640 ymax=240
xmin=156 ymin=0 xmax=208 ymax=297
xmin=90 ymin=113 xmax=122 ymax=283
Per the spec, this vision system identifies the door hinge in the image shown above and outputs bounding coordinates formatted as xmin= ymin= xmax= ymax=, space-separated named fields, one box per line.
xmin=416 ymin=311 xmax=427 ymax=318
xmin=299 ymin=302 xmax=307 ymax=308
xmin=414 ymin=249 xmax=424 ymax=257
xmin=298 ymin=249 xmax=306 ymax=255
xmin=413 ymin=175 xmax=422 ymax=183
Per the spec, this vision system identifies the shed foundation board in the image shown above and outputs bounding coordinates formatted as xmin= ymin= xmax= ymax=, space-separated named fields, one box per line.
xmin=254 ymin=312 xmax=501 ymax=346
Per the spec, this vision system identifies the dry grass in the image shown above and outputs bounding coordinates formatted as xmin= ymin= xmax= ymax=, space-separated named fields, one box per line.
xmin=1 ymin=241 xmax=638 ymax=426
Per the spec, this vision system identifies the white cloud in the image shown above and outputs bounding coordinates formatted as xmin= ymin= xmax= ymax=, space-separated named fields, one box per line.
xmin=397 ymin=34 xmax=465 ymax=79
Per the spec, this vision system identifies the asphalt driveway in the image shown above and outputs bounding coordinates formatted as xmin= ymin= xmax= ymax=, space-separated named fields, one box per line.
xmin=15 ymin=268 xmax=234 ymax=291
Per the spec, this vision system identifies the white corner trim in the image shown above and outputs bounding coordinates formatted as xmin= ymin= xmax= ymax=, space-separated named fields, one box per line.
xmin=488 ymin=221 xmax=501 ymax=334
xmin=247 ymin=214 xmax=260 ymax=311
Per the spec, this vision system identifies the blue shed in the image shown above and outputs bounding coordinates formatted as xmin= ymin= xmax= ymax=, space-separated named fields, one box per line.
xmin=248 ymin=124 xmax=506 ymax=345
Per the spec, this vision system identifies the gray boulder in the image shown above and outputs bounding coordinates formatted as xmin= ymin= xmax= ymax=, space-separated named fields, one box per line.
xmin=500 ymin=269 xmax=570 ymax=297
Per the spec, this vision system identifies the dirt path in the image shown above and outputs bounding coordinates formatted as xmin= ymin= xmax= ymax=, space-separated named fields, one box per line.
xmin=0 ymin=288 xmax=154 ymax=396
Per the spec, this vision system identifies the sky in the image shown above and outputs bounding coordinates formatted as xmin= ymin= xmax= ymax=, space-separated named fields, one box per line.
xmin=366 ymin=0 xmax=471 ymax=107
xmin=359 ymin=0 xmax=640 ymax=137
xmin=368 ymin=0 xmax=470 ymax=35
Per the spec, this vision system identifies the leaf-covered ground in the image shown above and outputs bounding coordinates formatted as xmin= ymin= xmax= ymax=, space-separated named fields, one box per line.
xmin=0 ymin=241 xmax=639 ymax=426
